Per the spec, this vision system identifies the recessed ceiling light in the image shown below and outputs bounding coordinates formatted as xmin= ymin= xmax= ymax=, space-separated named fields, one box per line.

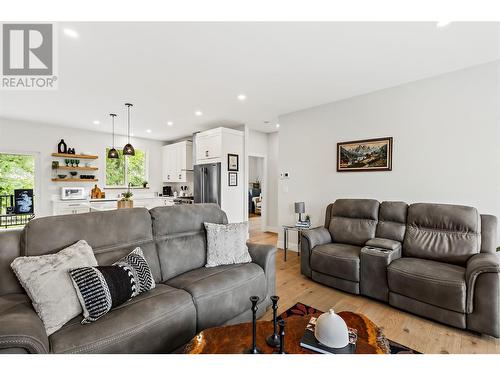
xmin=195 ymin=110 xmax=203 ymax=116
xmin=146 ymin=129 xmax=152 ymax=133
xmin=63 ymin=28 xmax=79 ymax=38
xmin=436 ymin=21 xmax=451 ymax=28
xmin=93 ymin=120 xmax=100 ymax=125
xmin=237 ymin=94 xmax=247 ymax=101
xmin=276 ymin=123 xmax=280 ymax=128
xmin=167 ymin=121 xmax=173 ymax=126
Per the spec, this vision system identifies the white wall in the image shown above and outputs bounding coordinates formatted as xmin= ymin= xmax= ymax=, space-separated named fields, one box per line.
xmin=247 ymin=129 xmax=280 ymax=232
xmin=267 ymin=132 xmax=279 ymax=231
xmin=278 ymin=61 xmax=500 ymax=248
xmin=0 ymin=117 xmax=165 ymax=218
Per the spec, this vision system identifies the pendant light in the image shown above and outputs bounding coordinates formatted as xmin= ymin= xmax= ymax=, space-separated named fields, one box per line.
xmin=107 ymin=113 xmax=119 ymax=159
xmin=123 ymin=103 xmax=135 ymax=156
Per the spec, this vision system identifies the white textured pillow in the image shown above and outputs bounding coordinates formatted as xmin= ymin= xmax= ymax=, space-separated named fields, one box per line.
xmin=204 ymin=222 xmax=252 ymax=267
xmin=11 ymin=240 xmax=98 ymax=335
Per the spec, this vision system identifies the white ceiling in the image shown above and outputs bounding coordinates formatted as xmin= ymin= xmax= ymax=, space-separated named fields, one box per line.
xmin=1 ymin=22 xmax=499 ymax=141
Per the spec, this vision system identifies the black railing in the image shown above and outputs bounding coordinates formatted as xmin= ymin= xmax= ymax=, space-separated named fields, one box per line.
xmin=0 ymin=194 xmax=35 ymax=228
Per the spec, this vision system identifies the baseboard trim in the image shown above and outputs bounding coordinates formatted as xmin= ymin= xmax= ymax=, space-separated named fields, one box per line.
xmin=277 ymin=240 xmax=298 ymax=252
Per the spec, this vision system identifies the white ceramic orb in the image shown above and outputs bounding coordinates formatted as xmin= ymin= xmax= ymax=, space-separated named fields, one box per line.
xmin=314 ymin=308 xmax=349 ymax=348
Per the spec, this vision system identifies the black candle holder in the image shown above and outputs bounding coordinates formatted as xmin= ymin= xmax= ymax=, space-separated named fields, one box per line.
xmin=275 ymin=318 xmax=287 ymax=354
xmin=245 ymin=295 xmax=261 ymax=354
xmin=266 ymin=295 xmax=280 ymax=347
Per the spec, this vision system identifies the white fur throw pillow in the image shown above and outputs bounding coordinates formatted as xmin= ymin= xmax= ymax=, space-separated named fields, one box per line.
xmin=11 ymin=240 xmax=98 ymax=335
xmin=204 ymin=222 xmax=252 ymax=267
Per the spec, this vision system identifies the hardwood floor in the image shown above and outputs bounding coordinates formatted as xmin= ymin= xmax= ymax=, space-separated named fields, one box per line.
xmin=248 ymin=226 xmax=500 ymax=354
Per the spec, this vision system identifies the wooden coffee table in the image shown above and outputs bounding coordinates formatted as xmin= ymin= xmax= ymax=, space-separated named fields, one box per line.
xmin=183 ymin=311 xmax=390 ymax=354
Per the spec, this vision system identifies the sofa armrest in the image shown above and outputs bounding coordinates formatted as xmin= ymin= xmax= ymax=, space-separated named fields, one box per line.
xmin=300 ymin=227 xmax=332 ymax=278
xmin=247 ymin=242 xmax=277 ymax=299
xmin=302 ymin=227 xmax=332 ymax=249
xmin=466 ymin=253 xmax=500 ymax=314
xmin=365 ymin=238 xmax=402 ymax=251
xmin=0 ymin=294 xmax=49 ymax=354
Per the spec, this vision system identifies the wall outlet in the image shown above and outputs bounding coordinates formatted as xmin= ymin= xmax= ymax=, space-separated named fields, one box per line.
xmin=280 ymin=171 xmax=290 ymax=179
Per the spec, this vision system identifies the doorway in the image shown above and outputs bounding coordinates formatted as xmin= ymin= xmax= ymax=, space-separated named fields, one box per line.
xmin=247 ymin=155 xmax=266 ymax=235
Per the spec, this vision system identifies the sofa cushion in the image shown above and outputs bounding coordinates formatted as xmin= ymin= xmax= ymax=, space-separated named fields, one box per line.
xmin=204 ymin=222 xmax=252 ymax=267
xmin=376 ymin=201 xmax=408 ymax=242
xmin=388 ymin=258 xmax=466 ymax=313
xmin=49 ymin=284 xmax=196 ymax=353
xmin=166 ymin=263 xmax=266 ymax=331
xmin=310 ymin=243 xmax=361 ymax=282
xmin=327 ymin=199 xmax=379 ymax=246
xmin=150 ymin=204 xmax=228 ymax=280
xmin=20 ymin=208 xmax=162 ymax=283
xmin=403 ymin=203 xmax=481 ymax=266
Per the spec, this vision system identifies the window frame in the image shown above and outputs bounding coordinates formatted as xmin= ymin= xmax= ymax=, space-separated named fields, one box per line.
xmin=105 ymin=148 xmax=149 ymax=189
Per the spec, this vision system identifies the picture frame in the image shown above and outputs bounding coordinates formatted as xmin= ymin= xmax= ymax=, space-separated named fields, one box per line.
xmin=14 ymin=189 xmax=34 ymax=214
xmin=228 ymin=172 xmax=238 ymax=186
xmin=227 ymin=153 xmax=239 ymax=171
xmin=337 ymin=137 xmax=393 ymax=172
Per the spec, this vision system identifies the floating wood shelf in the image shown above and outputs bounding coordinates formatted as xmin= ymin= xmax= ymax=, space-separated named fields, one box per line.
xmin=51 ymin=178 xmax=98 ymax=182
xmin=51 ymin=153 xmax=98 ymax=159
xmin=57 ymin=166 xmax=98 ymax=171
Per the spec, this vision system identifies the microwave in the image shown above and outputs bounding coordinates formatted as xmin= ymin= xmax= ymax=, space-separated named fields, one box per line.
xmin=61 ymin=187 xmax=86 ymax=200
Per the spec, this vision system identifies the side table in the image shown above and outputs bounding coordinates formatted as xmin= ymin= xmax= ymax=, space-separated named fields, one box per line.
xmin=282 ymin=225 xmax=319 ymax=261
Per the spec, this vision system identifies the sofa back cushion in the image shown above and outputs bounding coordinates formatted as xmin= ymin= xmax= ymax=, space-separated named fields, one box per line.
xmin=403 ymin=203 xmax=481 ymax=265
xmin=376 ymin=201 xmax=408 ymax=242
xmin=0 ymin=229 xmax=24 ymax=296
xmin=327 ymin=199 xmax=379 ymax=246
xmin=150 ymin=203 xmax=228 ymax=281
xmin=20 ymin=208 xmax=161 ymax=283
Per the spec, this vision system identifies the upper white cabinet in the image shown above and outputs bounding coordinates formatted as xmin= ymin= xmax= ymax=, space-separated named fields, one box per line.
xmin=196 ymin=132 xmax=222 ymax=162
xmin=162 ymin=140 xmax=193 ymax=182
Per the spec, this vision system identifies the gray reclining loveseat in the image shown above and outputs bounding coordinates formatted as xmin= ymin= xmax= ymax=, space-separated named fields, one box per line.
xmin=301 ymin=199 xmax=499 ymax=337
xmin=0 ymin=204 xmax=276 ymax=353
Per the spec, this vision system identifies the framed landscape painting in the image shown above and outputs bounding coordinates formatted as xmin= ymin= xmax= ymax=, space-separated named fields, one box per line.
xmin=337 ymin=137 xmax=393 ymax=172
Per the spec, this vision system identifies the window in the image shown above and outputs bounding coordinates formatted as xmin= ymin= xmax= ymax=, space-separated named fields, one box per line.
xmin=0 ymin=153 xmax=36 ymax=226
xmin=105 ymin=148 xmax=148 ymax=188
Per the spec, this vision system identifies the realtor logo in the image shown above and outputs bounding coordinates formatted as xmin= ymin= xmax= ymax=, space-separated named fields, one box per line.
xmin=1 ymin=23 xmax=58 ymax=89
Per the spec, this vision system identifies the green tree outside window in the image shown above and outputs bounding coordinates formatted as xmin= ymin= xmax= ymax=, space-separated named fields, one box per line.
xmin=105 ymin=148 xmax=147 ymax=188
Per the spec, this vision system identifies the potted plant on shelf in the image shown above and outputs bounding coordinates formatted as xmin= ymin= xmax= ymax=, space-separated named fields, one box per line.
xmin=117 ymin=184 xmax=134 ymax=209
xmin=142 ymin=180 xmax=148 ymax=188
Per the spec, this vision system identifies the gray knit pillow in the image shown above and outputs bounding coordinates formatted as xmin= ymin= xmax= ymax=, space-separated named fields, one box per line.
xmin=204 ymin=222 xmax=252 ymax=267
xmin=11 ymin=240 xmax=98 ymax=335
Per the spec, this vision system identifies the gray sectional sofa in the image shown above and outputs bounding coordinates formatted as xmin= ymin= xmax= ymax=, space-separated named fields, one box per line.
xmin=301 ymin=199 xmax=500 ymax=337
xmin=0 ymin=204 xmax=276 ymax=353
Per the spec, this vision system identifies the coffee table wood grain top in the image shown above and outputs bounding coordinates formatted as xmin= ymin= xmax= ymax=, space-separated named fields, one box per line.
xmin=183 ymin=311 xmax=390 ymax=354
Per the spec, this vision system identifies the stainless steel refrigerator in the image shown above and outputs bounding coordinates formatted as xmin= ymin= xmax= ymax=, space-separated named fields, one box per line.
xmin=194 ymin=163 xmax=221 ymax=205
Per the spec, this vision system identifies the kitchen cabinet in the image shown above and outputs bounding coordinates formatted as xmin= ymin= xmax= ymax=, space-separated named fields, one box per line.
xmin=162 ymin=141 xmax=192 ymax=182
xmin=52 ymin=201 xmax=90 ymax=215
xmin=195 ymin=132 xmax=221 ymax=162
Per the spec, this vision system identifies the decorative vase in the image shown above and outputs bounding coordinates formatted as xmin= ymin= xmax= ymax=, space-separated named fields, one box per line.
xmin=117 ymin=200 xmax=134 ymax=209
xmin=314 ymin=309 xmax=349 ymax=348
xmin=58 ymin=139 xmax=67 ymax=154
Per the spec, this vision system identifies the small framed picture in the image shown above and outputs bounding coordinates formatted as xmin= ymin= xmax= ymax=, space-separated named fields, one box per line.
xmin=228 ymin=154 xmax=239 ymax=171
xmin=228 ymin=172 xmax=238 ymax=186
xmin=14 ymin=189 xmax=34 ymax=214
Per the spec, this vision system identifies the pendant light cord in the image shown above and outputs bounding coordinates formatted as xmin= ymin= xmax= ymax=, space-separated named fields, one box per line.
xmin=127 ymin=104 xmax=131 ymax=143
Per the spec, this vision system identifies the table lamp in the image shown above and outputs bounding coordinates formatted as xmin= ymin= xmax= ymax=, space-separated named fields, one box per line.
xmin=295 ymin=201 xmax=305 ymax=222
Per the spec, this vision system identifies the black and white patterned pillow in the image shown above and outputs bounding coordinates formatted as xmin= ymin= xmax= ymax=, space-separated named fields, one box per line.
xmin=69 ymin=247 xmax=155 ymax=324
